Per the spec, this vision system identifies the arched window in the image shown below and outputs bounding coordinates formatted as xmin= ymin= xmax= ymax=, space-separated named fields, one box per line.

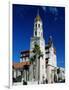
xmin=38 ymin=24 xmax=40 ymax=28
xmin=35 ymin=24 xmax=37 ymax=28
xmin=35 ymin=31 xmax=37 ymax=36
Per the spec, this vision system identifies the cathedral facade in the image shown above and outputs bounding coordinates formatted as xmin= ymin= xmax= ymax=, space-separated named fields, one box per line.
xmin=12 ymin=11 xmax=65 ymax=85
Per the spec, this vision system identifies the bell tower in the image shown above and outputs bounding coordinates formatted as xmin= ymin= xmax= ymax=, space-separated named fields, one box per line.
xmin=29 ymin=10 xmax=46 ymax=83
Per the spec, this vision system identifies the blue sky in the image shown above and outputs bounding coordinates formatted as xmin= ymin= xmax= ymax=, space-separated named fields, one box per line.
xmin=13 ymin=4 xmax=65 ymax=68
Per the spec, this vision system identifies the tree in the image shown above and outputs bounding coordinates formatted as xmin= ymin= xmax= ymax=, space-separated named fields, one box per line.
xmin=30 ymin=44 xmax=43 ymax=84
xmin=29 ymin=54 xmax=36 ymax=81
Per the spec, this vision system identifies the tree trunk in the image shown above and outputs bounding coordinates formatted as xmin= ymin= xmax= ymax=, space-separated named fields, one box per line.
xmin=37 ymin=55 xmax=40 ymax=84
xmin=33 ymin=62 xmax=34 ymax=80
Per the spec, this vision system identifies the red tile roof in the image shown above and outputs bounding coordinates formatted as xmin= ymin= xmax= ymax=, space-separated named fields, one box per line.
xmin=13 ymin=61 xmax=31 ymax=69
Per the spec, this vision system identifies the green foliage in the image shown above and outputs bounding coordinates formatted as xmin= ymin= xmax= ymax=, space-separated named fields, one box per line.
xmin=33 ymin=44 xmax=41 ymax=55
xmin=30 ymin=44 xmax=43 ymax=63
xmin=29 ymin=56 xmax=35 ymax=63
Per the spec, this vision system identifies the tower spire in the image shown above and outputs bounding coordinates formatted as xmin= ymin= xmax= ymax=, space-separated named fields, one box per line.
xmin=35 ymin=9 xmax=41 ymax=22
xmin=37 ymin=9 xmax=39 ymax=16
